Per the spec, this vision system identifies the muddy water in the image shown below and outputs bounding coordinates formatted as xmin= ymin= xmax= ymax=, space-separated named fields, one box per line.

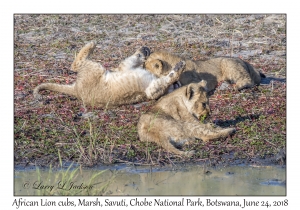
xmin=14 ymin=165 xmax=285 ymax=196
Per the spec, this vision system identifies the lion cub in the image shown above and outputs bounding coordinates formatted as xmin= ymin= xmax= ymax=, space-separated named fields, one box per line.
xmin=145 ymin=51 xmax=265 ymax=92
xmin=33 ymin=41 xmax=185 ymax=108
xmin=137 ymin=80 xmax=235 ymax=156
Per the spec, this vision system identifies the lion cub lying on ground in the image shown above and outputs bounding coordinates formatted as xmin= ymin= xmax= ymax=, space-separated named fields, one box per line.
xmin=33 ymin=41 xmax=185 ymax=108
xmin=137 ymin=80 xmax=235 ymax=156
xmin=145 ymin=51 xmax=265 ymax=92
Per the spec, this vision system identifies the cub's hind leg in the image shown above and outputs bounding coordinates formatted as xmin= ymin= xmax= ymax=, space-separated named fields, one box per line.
xmin=220 ymin=58 xmax=254 ymax=90
xmin=71 ymin=41 xmax=97 ymax=72
xmin=116 ymin=46 xmax=150 ymax=71
xmin=34 ymin=41 xmax=97 ymax=101
xmin=138 ymin=114 xmax=194 ymax=156
xmin=145 ymin=61 xmax=185 ymax=99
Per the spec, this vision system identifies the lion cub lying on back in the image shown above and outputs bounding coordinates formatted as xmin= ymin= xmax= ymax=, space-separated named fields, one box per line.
xmin=137 ymin=80 xmax=235 ymax=156
xmin=34 ymin=41 xmax=185 ymax=108
xmin=33 ymin=42 xmax=185 ymax=107
xmin=145 ymin=51 xmax=265 ymax=92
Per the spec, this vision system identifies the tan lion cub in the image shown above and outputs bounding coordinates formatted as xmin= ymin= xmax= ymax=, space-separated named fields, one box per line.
xmin=137 ymin=80 xmax=235 ymax=156
xmin=145 ymin=51 xmax=265 ymax=92
xmin=33 ymin=41 xmax=185 ymax=108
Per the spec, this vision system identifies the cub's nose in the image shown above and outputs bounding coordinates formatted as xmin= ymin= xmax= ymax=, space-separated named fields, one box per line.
xmin=141 ymin=47 xmax=150 ymax=57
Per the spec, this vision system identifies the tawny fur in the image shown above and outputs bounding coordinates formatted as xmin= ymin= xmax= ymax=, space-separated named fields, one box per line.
xmin=137 ymin=81 xmax=235 ymax=156
xmin=145 ymin=51 xmax=265 ymax=92
xmin=33 ymin=41 xmax=185 ymax=108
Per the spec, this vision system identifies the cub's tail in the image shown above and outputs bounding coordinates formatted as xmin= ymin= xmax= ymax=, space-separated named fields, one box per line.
xmin=244 ymin=61 xmax=266 ymax=84
xmin=71 ymin=41 xmax=97 ymax=72
xmin=33 ymin=83 xmax=77 ymax=100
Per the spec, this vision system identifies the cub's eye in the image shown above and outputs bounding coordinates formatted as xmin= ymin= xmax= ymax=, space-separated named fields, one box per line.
xmin=137 ymin=53 xmax=141 ymax=58
xmin=154 ymin=63 xmax=159 ymax=68
xmin=202 ymin=103 xmax=206 ymax=108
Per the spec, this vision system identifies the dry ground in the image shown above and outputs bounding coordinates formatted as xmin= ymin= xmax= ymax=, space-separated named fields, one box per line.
xmin=14 ymin=14 xmax=286 ymax=167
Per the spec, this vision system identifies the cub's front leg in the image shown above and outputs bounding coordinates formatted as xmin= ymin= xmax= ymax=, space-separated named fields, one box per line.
xmin=116 ymin=47 xmax=150 ymax=70
xmin=145 ymin=61 xmax=186 ymax=99
xmin=137 ymin=114 xmax=194 ymax=156
xmin=184 ymin=122 xmax=235 ymax=142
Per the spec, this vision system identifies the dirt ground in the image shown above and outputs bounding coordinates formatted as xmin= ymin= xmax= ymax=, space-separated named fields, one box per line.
xmin=14 ymin=14 xmax=286 ymax=167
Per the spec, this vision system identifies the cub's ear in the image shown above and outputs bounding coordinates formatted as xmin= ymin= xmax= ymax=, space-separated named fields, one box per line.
xmin=152 ymin=59 xmax=163 ymax=76
xmin=186 ymin=84 xmax=195 ymax=100
xmin=154 ymin=59 xmax=163 ymax=70
xmin=145 ymin=59 xmax=163 ymax=76
xmin=198 ymin=80 xmax=208 ymax=91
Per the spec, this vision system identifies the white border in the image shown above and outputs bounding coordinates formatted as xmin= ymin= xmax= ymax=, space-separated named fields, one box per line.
xmin=3 ymin=0 xmax=298 ymax=209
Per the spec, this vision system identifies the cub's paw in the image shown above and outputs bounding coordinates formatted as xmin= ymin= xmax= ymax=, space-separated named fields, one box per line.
xmin=30 ymin=94 xmax=43 ymax=106
xmin=79 ymin=41 xmax=97 ymax=59
xmin=140 ymin=46 xmax=151 ymax=57
xmin=184 ymin=150 xmax=195 ymax=157
xmin=168 ymin=61 xmax=185 ymax=78
xmin=173 ymin=60 xmax=186 ymax=72
xmin=227 ymin=128 xmax=236 ymax=134
xmin=86 ymin=41 xmax=97 ymax=49
xmin=33 ymin=93 xmax=43 ymax=101
xmin=236 ymin=84 xmax=253 ymax=91
xmin=222 ymin=128 xmax=236 ymax=136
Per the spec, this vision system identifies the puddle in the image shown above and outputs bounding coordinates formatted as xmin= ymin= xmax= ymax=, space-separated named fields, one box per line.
xmin=14 ymin=165 xmax=286 ymax=196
